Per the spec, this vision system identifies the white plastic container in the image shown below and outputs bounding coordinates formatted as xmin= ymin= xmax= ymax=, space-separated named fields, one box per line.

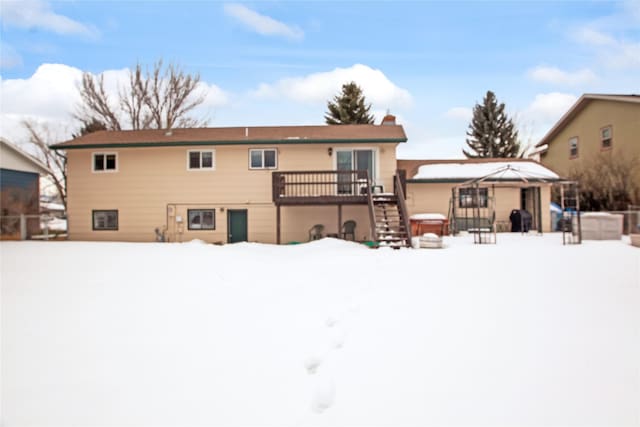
xmin=581 ymin=213 xmax=623 ymax=240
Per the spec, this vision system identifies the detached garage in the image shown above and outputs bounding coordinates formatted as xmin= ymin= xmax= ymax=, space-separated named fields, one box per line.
xmin=399 ymin=159 xmax=562 ymax=234
xmin=1 ymin=138 xmax=50 ymax=239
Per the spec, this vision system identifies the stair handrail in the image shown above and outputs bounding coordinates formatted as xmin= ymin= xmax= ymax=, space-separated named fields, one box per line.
xmin=394 ymin=171 xmax=412 ymax=247
xmin=366 ymin=171 xmax=378 ymax=244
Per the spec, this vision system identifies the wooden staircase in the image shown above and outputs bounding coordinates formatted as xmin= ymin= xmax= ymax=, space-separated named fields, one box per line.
xmin=367 ymin=172 xmax=412 ymax=248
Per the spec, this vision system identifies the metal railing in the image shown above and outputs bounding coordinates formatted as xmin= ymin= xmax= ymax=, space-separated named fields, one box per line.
xmin=394 ymin=172 xmax=412 ymax=246
xmin=272 ymin=170 xmax=371 ymax=204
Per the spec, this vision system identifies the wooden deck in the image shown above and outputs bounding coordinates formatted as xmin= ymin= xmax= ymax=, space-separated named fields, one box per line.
xmin=272 ymin=170 xmax=371 ymax=206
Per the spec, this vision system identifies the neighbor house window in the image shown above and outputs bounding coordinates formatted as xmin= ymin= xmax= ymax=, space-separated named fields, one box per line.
xmin=92 ymin=210 xmax=118 ymax=230
xmin=188 ymin=150 xmax=215 ymax=170
xmin=601 ymin=126 xmax=612 ymax=150
xmin=459 ymin=188 xmax=488 ymax=208
xmin=93 ymin=153 xmax=117 ymax=172
xmin=188 ymin=209 xmax=215 ymax=230
xmin=569 ymin=137 xmax=579 ymax=158
xmin=249 ymin=149 xmax=277 ymax=169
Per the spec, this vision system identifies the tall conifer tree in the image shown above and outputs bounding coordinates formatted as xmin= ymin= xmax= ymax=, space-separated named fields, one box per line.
xmin=325 ymin=82 xmax=375 ymax=125
xmin=463 ymin=91 xmax=521 ymax=158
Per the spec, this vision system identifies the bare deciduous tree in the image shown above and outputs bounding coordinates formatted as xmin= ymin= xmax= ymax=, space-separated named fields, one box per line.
xmin=120 ymin=64 xmax=151 ymax=130
xmin=22 ymin=120 xmax=67 ymax=210
xmin=568 ymin=152 xmax=640 ymax=211
xmin=76 ymin=59 xmax=207 ymax=131
xmin=145 ymin=60 xmax=206 ymax=129
xmin=76 ymin=73 xmax=122 ymax=131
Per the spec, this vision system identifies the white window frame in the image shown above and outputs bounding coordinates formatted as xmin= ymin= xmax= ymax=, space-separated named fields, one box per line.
xmin=187 ymin=150 xmax=216 ymax=171
xmin=249 ymin=148 xmax=278 ymax=170
xmin=600 ymin=125 xmax=612 ymax=150
xmin=333 ymin=147 xmax=380 ymax=183
xmin=568 ymin=137 xmax=579 ymax=159
xmin=92 ymin=152 xmax=118 ymax=173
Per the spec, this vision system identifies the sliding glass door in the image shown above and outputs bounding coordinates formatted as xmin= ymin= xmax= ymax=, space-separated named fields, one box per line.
xmin=336 ymin=149 xmax=375 ymax=194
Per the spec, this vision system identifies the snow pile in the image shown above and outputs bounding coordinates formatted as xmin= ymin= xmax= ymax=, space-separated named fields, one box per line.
xmin=1 ymin=234 xmax=638 ymax=425
xmin=409 ymin=213 xmax=447 ymax=220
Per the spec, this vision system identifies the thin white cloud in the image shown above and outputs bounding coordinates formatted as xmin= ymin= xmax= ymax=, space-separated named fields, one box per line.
xmin=251 ymin=64 xmax=412 ymax=109
xmin=223 ymin=3 xmax=303 ymax=41
xmin=444 ymin=107 xmax=472 ymax=121
xmin=571 ymin=27 xmax=616 ymax=46
xmin=520 ymin=92 xmax=578 ymax=145
xmin=0 ymin=0 xmax=97 ymax=37
xmin=527 ymin=66 xmax=597 ymax=85
xmin=526 ymin=92 xmax=578 ymax=122
xmin=570 ymin=26 xmax=640 ymax=69
xmin=623 ymin=0 xmax=640 ymax=22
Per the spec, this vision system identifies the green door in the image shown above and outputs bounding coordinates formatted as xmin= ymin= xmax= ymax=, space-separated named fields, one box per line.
xmin=227 ymin=209 xmax=248 ymax=243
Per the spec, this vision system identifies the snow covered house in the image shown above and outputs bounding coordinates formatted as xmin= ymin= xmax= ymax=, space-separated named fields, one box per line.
xmin=52 ymin=117 xmax=412 ymax=245
xmin=398 ymin=159 xmax=562 ymax=233
xmin=0 ymin=138 xmax=51 ymax=239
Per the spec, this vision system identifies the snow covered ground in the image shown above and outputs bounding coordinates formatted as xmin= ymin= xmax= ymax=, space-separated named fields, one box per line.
xmin=1 ymin=234 xmax=639 ymax=426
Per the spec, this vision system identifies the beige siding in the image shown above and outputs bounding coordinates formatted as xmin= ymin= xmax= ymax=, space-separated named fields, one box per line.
xmin=541 ymin=100 xmax=640 ymax=177
xmin=406 ymin=182 xmax=553 ymax=232
xmin=67 ymin=142 xmax=398 ymax=243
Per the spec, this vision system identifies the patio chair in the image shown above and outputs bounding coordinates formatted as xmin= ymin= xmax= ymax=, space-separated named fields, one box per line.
xmin=308 ymin=224 xmax=324 ymax=241
xmin=341 ymin=220 xmax=356 ymax=241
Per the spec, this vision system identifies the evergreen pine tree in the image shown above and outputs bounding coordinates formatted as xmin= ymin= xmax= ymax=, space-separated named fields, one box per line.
xmin=325 ymin=82 xmax=375 ymax=125
xmin=463 ymin=91 xmax=521 ymax=158
xmin=72 ymin=118 xmax=107 ymax=138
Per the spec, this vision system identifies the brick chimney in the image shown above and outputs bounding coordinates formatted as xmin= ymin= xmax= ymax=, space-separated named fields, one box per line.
xmin=380 ymin=114 xmax=396 ymax=125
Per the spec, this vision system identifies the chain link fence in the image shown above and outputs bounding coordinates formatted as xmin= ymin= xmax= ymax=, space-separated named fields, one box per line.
xmin=597 ymin=206 xmax=640 ymax=235
xmin=1 ymin=213 xmax=67 ymax=240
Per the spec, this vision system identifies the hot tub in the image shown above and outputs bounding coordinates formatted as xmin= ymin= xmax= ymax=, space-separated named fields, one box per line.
xmin=410 ymin=213 xmax=449 ymax=236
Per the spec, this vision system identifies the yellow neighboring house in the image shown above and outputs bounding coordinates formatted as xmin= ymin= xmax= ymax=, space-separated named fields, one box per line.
xmin=52 ymin=118 xmax=412 ymax=245
xmin=535 ymin=94 xmax=640 ymax=178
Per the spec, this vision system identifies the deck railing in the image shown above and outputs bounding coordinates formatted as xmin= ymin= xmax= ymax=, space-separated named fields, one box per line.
xmin=394 ymin=171 xmax=412 ymax=246
xmin=272 ymin=170 xmax=371 ymax=205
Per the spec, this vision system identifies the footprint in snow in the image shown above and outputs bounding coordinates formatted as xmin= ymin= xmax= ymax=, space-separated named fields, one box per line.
xmin=330 ymin=327 xmax=346 ymax=349
xmin=304 ymin=355 xmax=323 ymax=375
xmin=325 ymin=316 xmax=338 ymax=328
xmin=311 ymin=376 xmax=335 ymax=413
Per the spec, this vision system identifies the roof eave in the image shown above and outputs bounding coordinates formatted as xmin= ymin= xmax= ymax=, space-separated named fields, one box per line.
xmin=51 ymin=137 xmax=407 ymax=150
xmin=0 ymin=139 xmax=52 ymax=175
xmin=535 ymin=94 xmax=640 ymax=148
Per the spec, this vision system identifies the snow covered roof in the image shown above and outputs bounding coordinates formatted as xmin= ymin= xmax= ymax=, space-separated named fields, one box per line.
xmin=409 ymin=160 xmax=560 ymax=183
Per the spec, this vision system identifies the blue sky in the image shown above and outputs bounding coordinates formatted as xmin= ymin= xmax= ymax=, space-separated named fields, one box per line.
xmin=1 ymin=0 xmax=638 ymax=158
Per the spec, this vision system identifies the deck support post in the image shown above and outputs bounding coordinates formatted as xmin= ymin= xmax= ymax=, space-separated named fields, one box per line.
xmin=338 ymin=204 xmax=342 ymax=238
xmin=276 ymin=205 xmax=281 ymax=244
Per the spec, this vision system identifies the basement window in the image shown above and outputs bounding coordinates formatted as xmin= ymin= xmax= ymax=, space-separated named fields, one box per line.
xmin=93 ymin=153 xmax=117 ymax=172
xmin=188 ymin=209 xmax=215 ymax=230
xmin=92 ymin=210 xmax=118 ymax=230
xmin=601 ymin=126 xmax=612 ymax=150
